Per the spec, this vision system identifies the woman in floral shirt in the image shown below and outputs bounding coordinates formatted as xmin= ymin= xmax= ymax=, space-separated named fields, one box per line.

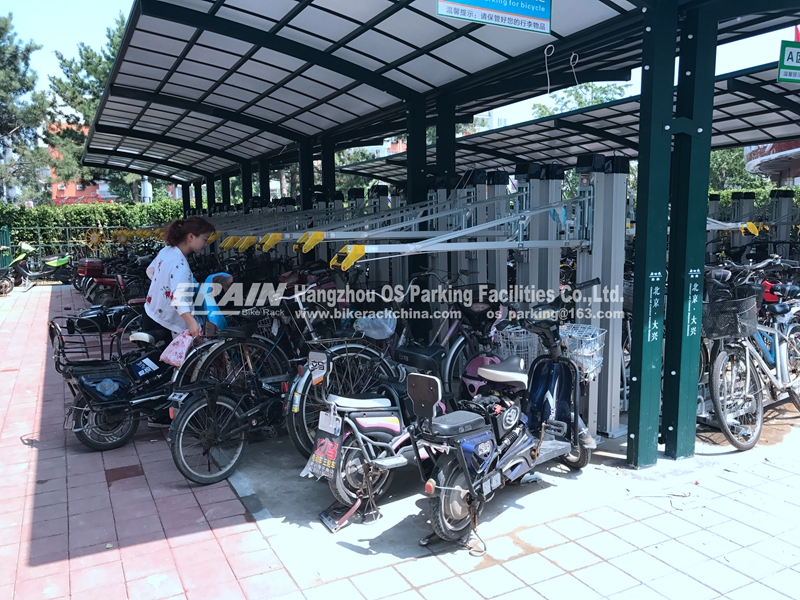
xmin=144 ymin=217 xmax=215 ymax=337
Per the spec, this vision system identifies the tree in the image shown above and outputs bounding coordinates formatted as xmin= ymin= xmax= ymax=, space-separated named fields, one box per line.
xmin=0 ymin=13 xmax=49 ymax=202
xmin=425 ymin=117 xmax=489 ymax=144
xmin=531 ymin=82 xmax=631 ymax=118
xmin=531 ymin=82 xmax=631 ymax=198
xmin=708 ymin=147 xmax=771 ymax=191
xmin=46 ymin=13 xmax=125 ymax=184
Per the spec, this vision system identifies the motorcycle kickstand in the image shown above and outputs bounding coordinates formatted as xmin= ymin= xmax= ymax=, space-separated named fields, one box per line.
xmin=319 ymin=497 xmax=362 ymax=533
xmin=359 ymin=464 xmax=382 ymax=525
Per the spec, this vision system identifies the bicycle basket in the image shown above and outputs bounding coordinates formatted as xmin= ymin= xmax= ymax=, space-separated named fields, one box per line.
xmin=494 ymin=325 xmax=544 ymax=365
xmin=560 ymin=324 xmax=607 ymax=381
xmin=701 ymin=296 xmax=758 ymax=340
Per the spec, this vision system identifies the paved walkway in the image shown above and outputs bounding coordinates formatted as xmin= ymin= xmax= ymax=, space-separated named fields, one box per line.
xmin=1 ymin=285 xmax=800 ymax=600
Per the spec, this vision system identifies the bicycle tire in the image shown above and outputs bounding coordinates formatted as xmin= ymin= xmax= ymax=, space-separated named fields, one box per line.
xmin=287 ymin=342 xmax=393 ymax=458
xmin=709 ymin=345 xmax=763 ymax=451
xmin=169 ymin=390 xmax=247 ymax=485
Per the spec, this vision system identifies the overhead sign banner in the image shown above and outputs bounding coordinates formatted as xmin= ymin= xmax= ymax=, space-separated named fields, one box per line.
xmin=778 ymin=40 xmax=800 ymax=83
xmin=437 ymin=0 xmax=551 ymax=34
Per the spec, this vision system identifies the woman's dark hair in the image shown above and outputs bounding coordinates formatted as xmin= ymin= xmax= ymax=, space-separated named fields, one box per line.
xmin=164 ymin=217 xmax=216 ymax=246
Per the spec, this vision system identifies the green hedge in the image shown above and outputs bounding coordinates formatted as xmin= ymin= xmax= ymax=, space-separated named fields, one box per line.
xmin=715 ymin=188 xmax=799 ymax=207
xmin=0 ymin=200 xmax=183 ymax=247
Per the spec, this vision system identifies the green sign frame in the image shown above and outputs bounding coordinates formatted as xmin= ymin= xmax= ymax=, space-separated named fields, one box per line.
xmin=778 ymin=40 xmax=800 ymax=83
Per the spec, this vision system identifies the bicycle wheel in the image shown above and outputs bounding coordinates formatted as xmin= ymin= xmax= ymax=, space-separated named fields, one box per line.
xmin=287 ymin=342 xmax=393 ymax=458
xmin=328 ymin=426 xmax=395 ymax=507
xmin=191 ymin=337 xmax=291 ymax=395
xmin=709 ymin=345 xmax=763 ymax=451
xmin=442 ymin=335 xmax=472 ymax=394
xmin=785 ymin=324 xmax=800 ymax=410
xmin=169 ymin=389 xmax=247 ymax=484
xmin=429 ymin=455 xmax=480 ymax=542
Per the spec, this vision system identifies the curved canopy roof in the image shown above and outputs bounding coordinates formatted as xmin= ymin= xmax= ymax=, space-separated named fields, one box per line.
xmin=82 ymin=0 xmax=800 ymax=182
xmin=335 ymin=62 xmax=800 ymax=184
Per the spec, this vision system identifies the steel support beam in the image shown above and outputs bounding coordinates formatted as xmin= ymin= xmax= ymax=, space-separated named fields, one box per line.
xmin=627 ymin=0 xmax=678 ymax=469
xmin=109 ymin=85 xmax=304 ymax=143
xmin=139 ymin=0 xmax=416 ymax=102
xmin=181 ymin=183 xmax=191 ymax=217
xmin=321 ymin=139 xmax=336 ymax=201
xmin=436 ymin=97 xmax=457 ymax=180
xmin=241 ymin=162 xmax=253 ymax=214
xmin=206 ymin=174 xmax=216 ymax=215
xmin=193 ymin=181 xmax=203 ymax=214
xmin=662 ymin=5 xmax=718 ymax=460
xmin=221 ymin=176 xmax=231 ymax=208
xmin=258 ymin=160 xmax=270 ymax=200
xmin=726 ymin=79 xmax=800 ymax=119
xmin=81 ymin=161 xmax=181 ymax=183
xmin=92 ymin=124 xmax=246 ymax=165
xmin=299 ymin=139 xmax=314 ymax=211
xmin=406 ymin=98 xmax=428 ymax=206
xmin=85 ymin=149 xmax=206 ymax=176
xmin=554 ymin=118 xmax=639 ymax=152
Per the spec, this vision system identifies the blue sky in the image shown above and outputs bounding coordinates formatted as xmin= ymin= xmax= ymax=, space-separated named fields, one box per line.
xmin=9 ymin=0 xmax=134 ymax=91
xmin=7 ymin=1 xmax=798 ymax=128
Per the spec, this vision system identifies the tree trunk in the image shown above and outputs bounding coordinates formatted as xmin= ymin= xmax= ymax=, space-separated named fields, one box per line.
xmin=280 ymin=169 xmax=287 ymax=196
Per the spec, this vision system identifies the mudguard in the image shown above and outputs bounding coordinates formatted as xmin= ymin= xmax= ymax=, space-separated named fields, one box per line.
xmin=526 ymin=359 xmax=574 ymax=434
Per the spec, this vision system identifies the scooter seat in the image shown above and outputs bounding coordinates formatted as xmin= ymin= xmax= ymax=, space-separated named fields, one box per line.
xmin=128 ymin=298 xmax=146 ymax=305
xmin=430 ymin=410 xmax=487 ymax=437
xmin=766 ymin=303 xmax=791 ymax=315
xmin=94 ymin=278 xmax=117 ymax=286
xmin=329 ymin=394 xmax=393 ymax=410
xmin=130 ymin=330 xmax=173 ymax=346
xmin=478 ymin=356 xmax=528 ymax=388
xmin=42 ymin=253 xmax=68 ymax=263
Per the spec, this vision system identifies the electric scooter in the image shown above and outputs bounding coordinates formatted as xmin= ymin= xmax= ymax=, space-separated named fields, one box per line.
xmin=10 ymin=242 xmax=72 ymax=286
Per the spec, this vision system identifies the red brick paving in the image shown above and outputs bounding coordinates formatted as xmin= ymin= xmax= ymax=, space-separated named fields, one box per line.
xmin=0 ymin=286 xmax=299 ymax=599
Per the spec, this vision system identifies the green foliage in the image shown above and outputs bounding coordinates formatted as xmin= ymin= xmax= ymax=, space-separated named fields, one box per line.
xmin=532 ymin=82 xmax=631 ymax=118
xmin=0 ymin=199 xmax=182 ymax=245
xmin=708 ymin=148 xmax=772 ymax=191
xmin=0 ymin=13 xmax=50 ymax=202
xmin=716 ymin=188 xmax=797 ymax=208
xmin=46 ymin=13 xmax=125 ymax=184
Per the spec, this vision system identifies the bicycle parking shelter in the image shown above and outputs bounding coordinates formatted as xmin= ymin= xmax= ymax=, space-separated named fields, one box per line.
xmin=81 ymin=0 xmax=800 ymax=468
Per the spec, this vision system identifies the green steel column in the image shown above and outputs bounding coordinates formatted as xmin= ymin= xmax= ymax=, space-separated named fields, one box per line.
xmin=206 ymin=174 xmax=215 ymax=216
xmin=627 ymin=1 xmax=679 ymax=469
xmin=181 ymin=183 xmax=191 ymax=217
xmin=221 ymin=176 xmax=231 ymax=208
xmin=299 ymin=139 xmax=314 ymax=211
xmin=406 ymin=97 xmax=428 ymax=205
xmin=436 ymin=96 xmax=456 ymax=183
xmin=662 ymin=6 xmax=718 ymax=459
xmin=258 ymin=160 xmax=270 ymax=200
xmin=241 ymin=162 xmax=253 ymax=214
xmin=321 ymin=139 xmax=336 ymax=201
xmin=193 ymin=181 xmax=203 ymax=214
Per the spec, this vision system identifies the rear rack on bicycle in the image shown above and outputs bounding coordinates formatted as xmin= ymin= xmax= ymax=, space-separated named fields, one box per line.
xmin=48 ymin=316 xmax=112 ymax=374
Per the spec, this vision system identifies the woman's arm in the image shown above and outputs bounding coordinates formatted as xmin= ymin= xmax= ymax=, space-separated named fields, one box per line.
xmin=181 ymin=312 xmax=202 ymax=337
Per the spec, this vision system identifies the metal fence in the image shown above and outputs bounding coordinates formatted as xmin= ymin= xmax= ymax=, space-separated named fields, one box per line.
xmin=9 ymin=226 xmax=126 ymax=259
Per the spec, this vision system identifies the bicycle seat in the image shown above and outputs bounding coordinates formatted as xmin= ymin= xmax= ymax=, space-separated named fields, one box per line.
xmin=708 ymin=269 xmax=732 ymax=282
xmin=477 ymin=356 xmax=528 ymax=388
xmin=766 ymin=303 xmax=791 ymax=315
xmin=219 ymin=322 xmax=259 ymax=340
xmin=329 ymin=394 xmax=393 ymax=410
xmin=771 ymin=284 xmax=800 ymax=299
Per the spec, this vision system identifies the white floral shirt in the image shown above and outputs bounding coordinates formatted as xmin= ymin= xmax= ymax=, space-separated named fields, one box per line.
xmin=145 ymin=246 xmax=194 ymax=334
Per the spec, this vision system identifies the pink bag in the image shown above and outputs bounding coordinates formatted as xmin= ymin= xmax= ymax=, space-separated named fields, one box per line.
xmin=159 ymin=330 xmax=193 ymax=367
